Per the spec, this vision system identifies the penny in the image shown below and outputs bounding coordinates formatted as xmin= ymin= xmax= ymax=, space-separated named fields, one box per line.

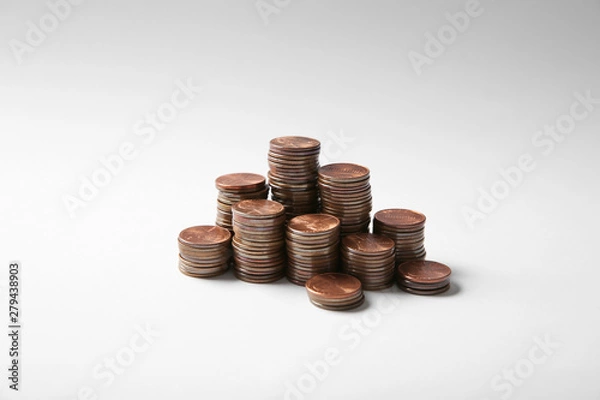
xmin=286 ymin=214 xmax=340 ymax=285
xmin=374 ymin=209 xmax=426 ymax=228
xmin=397 ymin=260 xmax=451 ymax=284
xmin=318 ymin=163 xmax=370 ymax=182
xmin=232 ymin=199 xmax=285 ymax=219
xmin=398 ymin=284 xmax=450 ymax=296
xmin=341 ymin=233 xmax=395 ymax=255
xmin=309 ymin=294 xmax=365 ymax=311
xmin=269 ymin=136 xmax=320 ymax=152
xmin=305 ymin=273 xmax=362 ymax=300
xmin=178 ymin=225 xmax=231 ymax=248
xmin=215 ymin=173 xmax=266 ymax=192
xmin=373 ymin=209 xmax=427 ymax=265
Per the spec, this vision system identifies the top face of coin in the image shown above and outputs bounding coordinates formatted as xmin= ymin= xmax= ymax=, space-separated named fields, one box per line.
xmin=305 ymin=273 xmax=362 ymax=299
xmin=232 ymin=199 xmax=285 ymax=218
xmin=397 ymin=260 xmax=451 ymax=284
xmin=318 ymin=163 xmax=370 ymax=182
xmin=179 ymin=225 xmax=231 ymax=247
xmin=342 ymin=233 xmax=395 ymax=253
xmin=215 ymin=173 xmax=266 ymax=191
xmin=288 ymin=214 xmax=340 ymax=234
xmin=374 ymin=209 xmax=426 ymax=227
xmin=269 ymin=136 xmax=321 ymax=151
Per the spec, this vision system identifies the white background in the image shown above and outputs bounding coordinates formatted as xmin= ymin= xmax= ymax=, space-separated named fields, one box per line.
xmin=1 ymin=1 xmax=600 ymax=399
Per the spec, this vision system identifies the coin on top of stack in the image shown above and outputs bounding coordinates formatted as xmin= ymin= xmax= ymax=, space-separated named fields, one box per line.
xmin=305 ymin=273 xmax=364 ymax=311
xmin=373 ymin=208 xmax=426 ymax=265
xmin=397 ymin=260 xmax=451 ymax=295
xmin=178 ymin=225 xmax=232 ymax=278
xmin=231 ymin=199 xmax=286 ymax=283
xmin=318 ymin=163 xmax=372 ymax=236
xmin=215 ymin=173 xmax=269 ymax=232
xmin=341 ymin=233 xmax=396 ymax=290
xmin=286 ymin=214 xmax=341 ymax=286
xmin=268 ymin=136 xmax=321 ymax=219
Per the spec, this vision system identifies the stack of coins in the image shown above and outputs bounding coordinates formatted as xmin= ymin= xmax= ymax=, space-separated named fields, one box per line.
xmin=177 ymin=226 xmax=232 ymax=278
xmin=397 ymin=260 xmax=451 ymax=295
xmin=267 ymin=136 xmax=321 ymax=219
xmin=215 ymin=173 xmax=269 ymax=232
xmin=373 ymin=209 xmax=427 ymax=265
xmin=286 ymin=214 xmax=341 ymax=285
xmin=318 ymin=163 xmax=372 ymax=236
xmin=231 ymin=199 xmax=286 ymax=283
xmin=305 ymin=273 xmax=365 ymax=311
xmin=340 ymin=233 xmax=396 ymax=290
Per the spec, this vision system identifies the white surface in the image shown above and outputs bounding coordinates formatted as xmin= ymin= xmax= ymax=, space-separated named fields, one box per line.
xmin=1 ymin=1 xmax=600 ymax=399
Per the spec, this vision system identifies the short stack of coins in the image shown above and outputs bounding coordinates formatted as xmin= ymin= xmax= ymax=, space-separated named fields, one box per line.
xmin=318 ymin=163 xmax=372 ymax=235
xmin=397 ymin=260 xmax=451 ymax=295
xmin=231 ymin=199 xmax=286 ymax=283
xmin=305 ymin=273 xmax=365 ymax=311
xmin=341 ymin=233 xmax=396 ymax=290
xmin=178 ymin=225 xmax=232 ymax=278
xmin=286 ymin=214 xmax=341 ymax=285
xmin=373 ymin=208 xmax=427 ymax=265
xmin=215 ymin=173 xmax=269 ymax=232
xmin=267 ymin=136 xmax=321 ymax=219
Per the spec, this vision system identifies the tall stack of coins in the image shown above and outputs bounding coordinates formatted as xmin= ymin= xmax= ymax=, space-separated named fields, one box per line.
xmin=318 ymin=163 xmax=372 ymax=235
xmin=231 ymin=199 xmax=286 ymax=283
xmin=286 ymin=214 xmax=341 ymax=285
xmin=305 ymin=273 xmax=365 ymax=311
xmin=340 ymin=233 xmax=396 ymax=290
xmin=397 ymin=260 xmax=451 ymax=295
xmin=267 ymin=136 xmax=321 ymax=219
xmin=215 ymin=173 xmax=269 ymax=232
xmin=373 ymin=209 xmax=427 ymax=265
xmin=178 ymin=226 xmax=232 ymax=278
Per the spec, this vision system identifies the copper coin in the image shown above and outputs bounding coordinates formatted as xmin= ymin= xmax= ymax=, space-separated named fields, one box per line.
xmin=374 ymin=209 xmax=426 ymax=228
xmin=342 ymin=233 xmax=395 ymax=255
xmin=397 ymin=260 xmax=451 ymax=284
xmin=215 ymin=173 xmax=266 ymax=192
xmin=178 ymin=225 xmax=231 ymax=248
xmin=309 ymin=294 xmax=365 ymax=311
xmin=305 ymin=273 xmax=362 ymax=300
xmin=269 ymin=136 xmax=320 ymax=152
xmin=232 ymin=199 xmax=285 ymax=219
xmin=399 ymin=284 xmax=450 ymax=295
xmin=318 ymin=163 xmax=370 ymax=182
